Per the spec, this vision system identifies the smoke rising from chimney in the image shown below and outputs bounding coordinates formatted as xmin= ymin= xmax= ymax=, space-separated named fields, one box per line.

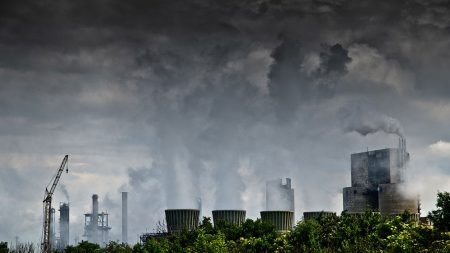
xmin=340 ymin=101 xmax=404 ymax=138
xmin=59 ymin=184 xmax=70 ymax=201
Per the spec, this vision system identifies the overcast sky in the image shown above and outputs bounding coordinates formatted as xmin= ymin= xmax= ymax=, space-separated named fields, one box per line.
xmin=1 ymin=0 xmax=450 ymax=245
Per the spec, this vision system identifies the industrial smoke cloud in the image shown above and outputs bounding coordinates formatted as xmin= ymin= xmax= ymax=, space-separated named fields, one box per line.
xmin=340 ymin=101 xmax=405 ymax=138
xmin=0 ymin=0 xmax=449 ymax=244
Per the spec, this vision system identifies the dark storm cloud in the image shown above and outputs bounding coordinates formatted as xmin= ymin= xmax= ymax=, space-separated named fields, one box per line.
xmin=1 ymin=0 xmax=450 ymax=244
xmin=319 ymin=44 xmax=351 ymax=75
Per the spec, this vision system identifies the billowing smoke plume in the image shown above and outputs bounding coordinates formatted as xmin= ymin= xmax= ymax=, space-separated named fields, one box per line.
xmin=59 ymin=184 xmax=70 ymax=201
xmin=340 ymin=101 xmax=404 ymax=138
xmin=2 ymin=0 xmax=450 ymax=244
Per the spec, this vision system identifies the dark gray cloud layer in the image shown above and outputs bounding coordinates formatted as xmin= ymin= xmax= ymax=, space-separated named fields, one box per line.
xmin=1 ymin=0 xmax=450 ymax=245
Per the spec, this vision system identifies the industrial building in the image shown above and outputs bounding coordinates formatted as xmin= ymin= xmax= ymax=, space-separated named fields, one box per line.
xmin=83 ymin=194 xmax=111 ymax=245
xmin=343 ymin=138 xmax=419 ymax=217
xmin=266 ymin=178 xmax=295 ymax=212
xmin=58 ymin=203 xmax=69 ymax=249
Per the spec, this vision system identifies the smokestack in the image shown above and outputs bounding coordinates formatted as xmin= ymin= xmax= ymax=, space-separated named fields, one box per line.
xmin=92 ymin=194 xmax=99 ymax=244
xmin=59 ymin=203 xmax=69 ymax=249
xmin=122 ymin=192 xmax=128 ymax=244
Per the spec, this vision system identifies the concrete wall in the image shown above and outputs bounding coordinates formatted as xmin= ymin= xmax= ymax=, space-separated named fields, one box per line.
xmin=351 ymin=149 xmax=397 ymax=189
xmin=367 ymin=149 xmax=391 ymax=189
xmin=343 ymin=187 xmax=378 ymax=212
xmin=378 ymin=183 xmax=418 ymax=216
xmin=351 ymin=152 xmax=369 ymax=188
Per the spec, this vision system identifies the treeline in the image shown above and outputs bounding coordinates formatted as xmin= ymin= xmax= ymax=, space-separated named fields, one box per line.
xmin=3 ymin=192 xmax=450 ymax=253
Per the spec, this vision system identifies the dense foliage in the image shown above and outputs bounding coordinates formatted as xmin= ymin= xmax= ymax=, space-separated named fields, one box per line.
xmin=55 ymin=213 xmax=450 ymax=253
xmin=3 ymin=192 xmax=450 ymax=253
xmin=428 ymin=192 xmax=450 ymax=231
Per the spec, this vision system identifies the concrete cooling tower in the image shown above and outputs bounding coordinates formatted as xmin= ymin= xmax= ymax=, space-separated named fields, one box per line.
xmin=165 ymin=209 xmax=200 ymax=233
xmin=260 ymin=211 xmax=294 ymax=232
xmin=212 ymin=210 xmax=246 ymax=226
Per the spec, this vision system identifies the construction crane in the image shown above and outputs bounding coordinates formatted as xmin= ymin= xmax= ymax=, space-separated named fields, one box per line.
xmin=42 ymin=155 xmax=68 ymax=253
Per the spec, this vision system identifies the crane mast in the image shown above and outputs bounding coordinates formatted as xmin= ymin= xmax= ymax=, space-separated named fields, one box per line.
xmin=42 ymin=155 xmax=68 ymax=253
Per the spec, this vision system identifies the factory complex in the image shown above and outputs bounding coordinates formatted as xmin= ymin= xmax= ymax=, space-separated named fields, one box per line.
xmin=44 ymin=137 xmax=424 ymax=248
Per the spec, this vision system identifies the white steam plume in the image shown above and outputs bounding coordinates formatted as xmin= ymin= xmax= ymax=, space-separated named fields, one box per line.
xmin=340 ymin=101 xmax=404 ymax=138
xmin=59 ymin=184 xmax=70 ymax=201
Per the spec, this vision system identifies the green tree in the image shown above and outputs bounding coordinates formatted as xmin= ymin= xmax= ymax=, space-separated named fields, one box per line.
xmin=0 ymin=242 xmax=8 ymax=253
xmin=104 ymin=242 xmax=132 ymax=253
xmin=65 ymin=241 xmax=102 ymax=253
xmin=187 ymin=230 xmax=228 ymax=253
xmin=429 ymin=191 xmax=450 ymax=231
xmin=287 ymin=219 xmax=322 ymax=252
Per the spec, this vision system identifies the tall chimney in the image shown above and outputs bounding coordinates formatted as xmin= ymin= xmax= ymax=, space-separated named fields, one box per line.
xmin=122 ymin=192 xmax=128 ymax=244
xmin=92 ymin=194 xmax=99 ymax=244
xmin=59 ymin=203 xmax=70 ymax=249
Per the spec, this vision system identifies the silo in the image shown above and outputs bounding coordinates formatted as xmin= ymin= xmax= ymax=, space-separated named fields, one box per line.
xmin=378 ymin=183 xmax=418 ymax=219
xmin=260 ymin=211 xmax=294 ymax=232
xmin=303 ymin=211 xmax=336 ymax=221
xmin=212 ymin=210 xmax=246 ymax=226
xmin=165 ymin=209 xmax=200 ymax=233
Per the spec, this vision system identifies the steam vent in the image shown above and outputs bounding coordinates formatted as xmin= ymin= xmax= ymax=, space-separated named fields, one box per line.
xmin=212 ymin=210 xmax=246 ymax=226
xmin=165 ymin=209 xmax=200 ymax=233
xmin=343 ymin=138 xmax=419 ymax=218
xmin=260 ymin=211 xmax=294 ymax=232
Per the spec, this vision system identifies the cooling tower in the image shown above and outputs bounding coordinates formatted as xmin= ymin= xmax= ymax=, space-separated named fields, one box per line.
xmin=378 ymin=183 xmax=419 ymax=220
xmin=260 ymin=211 xmax=294 ymax=232
xmin=303 ymin=211 xmax=336 ymax=221
xmin=212 ymin=210 xmax=246 ymax=226
xmin=165 ymin=209 xmax=200 ymax=233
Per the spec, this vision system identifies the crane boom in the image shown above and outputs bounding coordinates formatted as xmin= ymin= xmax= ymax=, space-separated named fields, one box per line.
xmin=42 ymin=155 xmax=68 ymax=253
